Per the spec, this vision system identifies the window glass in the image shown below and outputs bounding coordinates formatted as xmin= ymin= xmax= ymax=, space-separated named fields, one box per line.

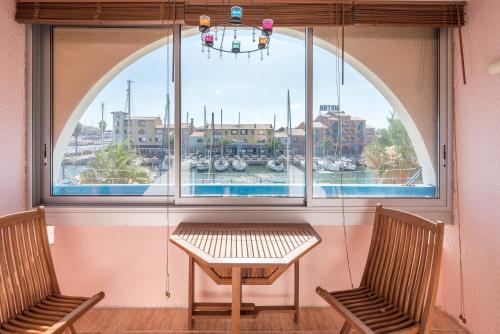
xmin=180 ymin=27 xmax=306 ymax=197
xmin=46 ymin=25 xmax=442 ymax=202
xmin=312 ymin=27 xmax=438 ymax=198
xmin=51 ymin=27 xmax=174 ymax=196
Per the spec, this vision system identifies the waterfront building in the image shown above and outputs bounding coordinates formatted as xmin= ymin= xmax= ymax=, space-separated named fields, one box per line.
xmin=155 ymin=122 xmax=194 ymax=145
xmin=365 ymin=126 xmax=376 ymax=145
xmin=112 ymin=111 xmax=162 ymax=147
xmin=314 ymin=111 xmax=374 ymax=155
xmin=203 ymin=123 xmax=274 ymax=155
xmin=290 ymin=128 xmax=305 ymax=156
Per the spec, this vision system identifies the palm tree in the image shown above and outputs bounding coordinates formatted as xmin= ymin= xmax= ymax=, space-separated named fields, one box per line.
xmin=268 ymin=138 xmax=284 ymax=156
xmin=80 ymin=144 xmax=150 ymax=184
xmin=362 ymin=116 xmax=420 ymax=184
xmin=73 ymin=122 xmax=83 ymax=155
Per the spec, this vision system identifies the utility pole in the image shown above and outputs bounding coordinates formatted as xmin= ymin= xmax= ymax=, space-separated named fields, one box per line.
xmin=100 ymin=102 xmax=106 ymax=147
xmin=126 ymin=80 xmax=133 ymax=147
xmin=185 ymin=112 xmax=189 ymax=158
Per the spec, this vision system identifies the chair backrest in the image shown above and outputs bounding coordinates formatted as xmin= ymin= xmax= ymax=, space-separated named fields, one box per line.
xmin=0 ymin=207 xmax=60 ymax=324
xmin=360 ymin=205 xmax=444 ymax=333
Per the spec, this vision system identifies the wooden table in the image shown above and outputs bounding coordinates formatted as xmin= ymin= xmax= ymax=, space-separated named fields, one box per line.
xmin=170 ymin=223 xmax=321 ymax=334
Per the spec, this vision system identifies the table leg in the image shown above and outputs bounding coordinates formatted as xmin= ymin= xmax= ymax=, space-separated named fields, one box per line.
xmin=188 ymin=256 xmax=194 ymax=330
xmin=294 ymin=261 xmax=300 ymax=324
xmin=232 ymin=267 xmax=242 ymax=334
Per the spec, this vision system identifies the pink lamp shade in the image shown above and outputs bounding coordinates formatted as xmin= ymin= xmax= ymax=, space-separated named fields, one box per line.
xmin=204 ymin=34 xmax=214 ymax=46
xmin=262 ymin=19 xmax=273 ymax=35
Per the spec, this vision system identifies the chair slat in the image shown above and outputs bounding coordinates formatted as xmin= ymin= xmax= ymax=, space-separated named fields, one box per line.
xmin=10 ymin=225 xmax=31 ymax=313
xmin=4 ymin=226 xmax=24 ymax=317
xmin=16 ymin=223 xmax=38 ymax=308
xmin=28 ymin=219 xmax=50 ymax=298
xmin=35 ymin=214 xmax=59 ymax=295
xmin=22 ymin=222 xmax=44 ymax=304
xmin=0 ymin=228 xmax=17 ymax=320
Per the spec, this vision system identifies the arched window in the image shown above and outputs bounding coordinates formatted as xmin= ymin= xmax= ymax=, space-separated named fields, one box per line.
xmin=43 ymin=25 xmax=445 ymax=206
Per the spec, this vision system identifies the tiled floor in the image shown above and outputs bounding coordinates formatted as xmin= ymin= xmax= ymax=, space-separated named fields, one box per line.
xmin=73 ymin=307 xmax=469 ymax=333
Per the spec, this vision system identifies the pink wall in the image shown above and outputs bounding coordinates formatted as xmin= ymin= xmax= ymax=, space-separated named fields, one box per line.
xmin=51 ymin=225 xmax=372 ymax=307
xmin=436 ymin=0 xmax=500 ymax=333
xmin=1 ymin=0 xmax=500 ymax=332
xmin=0 ymin=0 xmax=26 ymax=216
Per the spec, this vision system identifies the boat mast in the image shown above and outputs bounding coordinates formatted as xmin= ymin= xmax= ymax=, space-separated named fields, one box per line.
xmin=220 ymin=108 xmax=224 ymax=158
xmin=287 ymin=89 xmax=293 ymax=168
xmin=166 ymin=94 xmax=171 ymax=169
xmin=209 ymin=112 xmax=215 ymax=175
xmin=273 ymin=113 xmax=276 ymax=156
xmin=322 ymin=107 xmax=326 ymax=159
xmin=203 ymin=105 xmax=207 ymax=157
xmin=100 ymin=102 xmax=105 ymax=147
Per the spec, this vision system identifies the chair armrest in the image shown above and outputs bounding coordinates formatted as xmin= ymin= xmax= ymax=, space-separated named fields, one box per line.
xmin=44 ymin=291 xmax=105 ymax=334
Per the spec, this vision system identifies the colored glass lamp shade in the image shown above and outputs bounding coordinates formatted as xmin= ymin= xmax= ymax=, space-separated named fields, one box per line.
xmin=232 ymin=40 xmax=241 ymax=53
xmin=199 ymin=15 xmax=211 ymax=32
xmin=258 ymin=35 xmax=268 ymax=49
xmin=204 ymin=34 xmax=214 ymax=47
xmin=262 ymin=19 xmax=273 ymax=35
xmin=230 ymin=6 xmax=243 ymax=24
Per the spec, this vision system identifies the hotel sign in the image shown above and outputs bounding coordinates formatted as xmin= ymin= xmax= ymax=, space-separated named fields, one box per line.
xmin=319 ymin=105 xmax=339 ymax=112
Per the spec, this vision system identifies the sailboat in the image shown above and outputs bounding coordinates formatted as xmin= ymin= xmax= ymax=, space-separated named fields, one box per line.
xmin=301 ymin=159 xmax=319 ymax=171
xmin=182 ymin=111 xmax=195 ymax=170
xmin=196 ymin=106 xmax=210 ymax=172
xmin=232 ymin=158 xmax=247 ymax=171
xmin=337 ymin=157 xmax=356 ymax=171
xmin=232 ymin=111 xmax=247 ymax=171
xmin=213 ymin=108 xmax=229 ymax=172
xmin=196 ymin=158 xmax=210 ymax=171
xmin=318 ymin=159 xmax=340 ymax=172
xmin=267 ymin=91 xmax=288 ymax=173
xmin=267 ymin=159 xmax=285 ymax=172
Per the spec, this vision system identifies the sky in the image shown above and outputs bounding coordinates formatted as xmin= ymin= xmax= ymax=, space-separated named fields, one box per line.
xmin=79 ymin=28 xmax=392 ymax=130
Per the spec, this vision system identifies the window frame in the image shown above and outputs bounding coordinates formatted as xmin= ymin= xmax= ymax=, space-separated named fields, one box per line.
xmin=32 ymin=25 xmax=452 ymax=211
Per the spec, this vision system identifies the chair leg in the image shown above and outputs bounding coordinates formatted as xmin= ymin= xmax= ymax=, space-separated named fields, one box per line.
xmin=339 ymin=321 xmax=351 ymax=334
xmin=69 ymin=325 xmax=77 ymax=334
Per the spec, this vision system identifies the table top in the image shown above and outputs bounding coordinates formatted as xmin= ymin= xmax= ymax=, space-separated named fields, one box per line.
xmin=170 ymin=223 xmax=321 ymax=267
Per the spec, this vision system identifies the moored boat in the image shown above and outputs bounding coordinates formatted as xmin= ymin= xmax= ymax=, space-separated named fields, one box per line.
xmin=300 ymin=160 xmax=319 ymax=171
xmin=337 ymin=158 xmax=356 ymax=171
xmin=267 ymin=159 xmax=285 ymax=172
xmin=232 ymin=158 xmax=247 ymax=171
xmin=196 ymin=158 xmax=210 ymax=171
xmin=213 ymin=158 xmax=229 ymax=172
xmin=317 ymin=159 xmax=340 ymax=172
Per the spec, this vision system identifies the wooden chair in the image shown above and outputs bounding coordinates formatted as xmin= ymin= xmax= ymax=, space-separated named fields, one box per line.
xmin=0 ymin=207 xmax=104 ymax=334
xmin=317 ymin=205 xmax=444 ymax=334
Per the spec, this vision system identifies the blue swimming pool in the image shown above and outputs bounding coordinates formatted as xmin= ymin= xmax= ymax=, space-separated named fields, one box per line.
xmin=52 ymin=183 xmax=437 ymax=198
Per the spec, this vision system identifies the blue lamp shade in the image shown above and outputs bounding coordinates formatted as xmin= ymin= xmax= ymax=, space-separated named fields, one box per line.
xmin=230 ymin=6 xmax=243 ymax=24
